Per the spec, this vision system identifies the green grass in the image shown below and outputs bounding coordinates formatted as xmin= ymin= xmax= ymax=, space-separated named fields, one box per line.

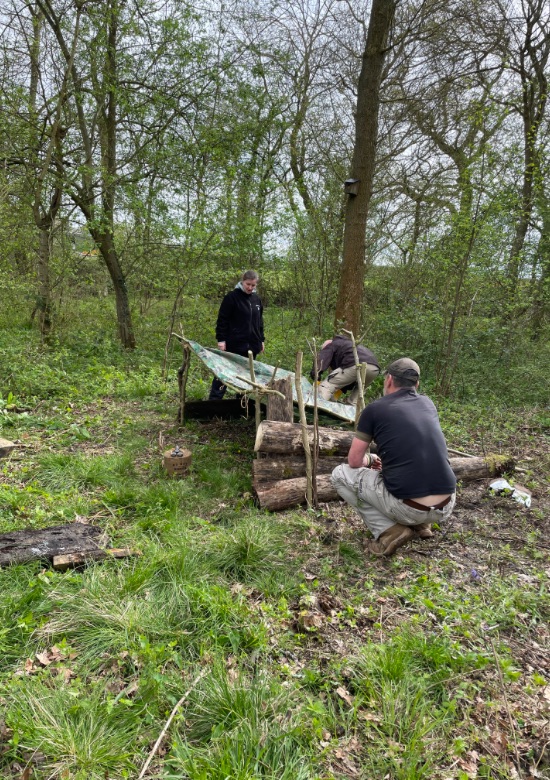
xmin=5 ymin=676 xmax=142 ymax=779
xmin=0 ymin=301 xmax=548 ymax=778
xmin=167 ymin=663 xmax=317 ymax=779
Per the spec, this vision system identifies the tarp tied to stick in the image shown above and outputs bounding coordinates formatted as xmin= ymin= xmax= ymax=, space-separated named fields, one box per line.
xmin=184 ymin=340 xmax=356 ymax=423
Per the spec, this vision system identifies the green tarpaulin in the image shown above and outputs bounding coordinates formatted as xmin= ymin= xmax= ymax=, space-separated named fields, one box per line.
xmin=185 ymin=339 xmax=356 ymax=423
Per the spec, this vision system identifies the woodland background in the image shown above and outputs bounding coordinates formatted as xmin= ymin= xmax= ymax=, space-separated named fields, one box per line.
xmin=0 ymin=0 xmax=549 ymax=404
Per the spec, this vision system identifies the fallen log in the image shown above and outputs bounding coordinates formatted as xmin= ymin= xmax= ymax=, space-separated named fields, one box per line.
xmin=256 ymin=475 xmax=336 ymax=511
xmin=0 ymin=524 xmax=106 ymax=567
xmin=254 ymin=455 xmax=515 ymax=511
xmin=255 ymin=420 xmax=353 ymax=456
xmin=452 ymin=454 xmax=515 ymax=480
xmin=253 ymin=456 xmax=343 ymax=483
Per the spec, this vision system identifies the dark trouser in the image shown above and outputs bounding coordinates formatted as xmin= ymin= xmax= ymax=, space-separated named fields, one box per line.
xmin=209 ymin=376 xmax=228 ymax=400
xmin=208 ymin=349 xmax=257 ymax=400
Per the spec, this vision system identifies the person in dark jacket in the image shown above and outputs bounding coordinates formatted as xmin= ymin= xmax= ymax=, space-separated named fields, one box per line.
xmin=310 ymin=334 xmax=380 ymax=404
xmin=208 ymin=270 xmax=265 ymax=400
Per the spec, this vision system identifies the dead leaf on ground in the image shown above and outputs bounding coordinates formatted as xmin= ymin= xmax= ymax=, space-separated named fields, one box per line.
xmin=35 ymin=651 xmax=52 ymax=667
xmin=335 ymin=686 xmax=354 ymax=706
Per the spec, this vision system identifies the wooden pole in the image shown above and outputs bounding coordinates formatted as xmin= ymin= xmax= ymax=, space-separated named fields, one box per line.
xmin=295 ymin=351 xmax=313 ymax=507
xmin=342 ymin=329 xmax=365 ymax=428
xmin=311 ymin=338 xmax=319 ymax=507
xmin=248 ymin=351 xmax=262 ymax=447
xmin=178 ymin=341 xmax=191 ymax=425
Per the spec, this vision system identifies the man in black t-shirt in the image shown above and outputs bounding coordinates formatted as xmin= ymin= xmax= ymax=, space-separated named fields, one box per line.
xmin=331 ymin=358 xmax=456 ymax=557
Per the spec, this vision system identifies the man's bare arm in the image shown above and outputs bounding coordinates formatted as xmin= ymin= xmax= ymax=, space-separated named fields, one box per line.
xmin=348 ymin=437 xmax=370 ymax=468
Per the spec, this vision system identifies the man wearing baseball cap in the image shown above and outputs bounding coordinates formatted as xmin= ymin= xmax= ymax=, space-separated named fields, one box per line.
xmin=331 ymin=358 xmax=456 ymax=556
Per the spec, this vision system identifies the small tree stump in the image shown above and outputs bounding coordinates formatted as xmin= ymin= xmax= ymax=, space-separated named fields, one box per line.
xmin=266 ymin=376 xmax=293 ymax=422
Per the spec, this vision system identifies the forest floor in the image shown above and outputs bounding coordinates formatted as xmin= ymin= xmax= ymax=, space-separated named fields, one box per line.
xmin=0 ymin=387 xmax=548 ymax=779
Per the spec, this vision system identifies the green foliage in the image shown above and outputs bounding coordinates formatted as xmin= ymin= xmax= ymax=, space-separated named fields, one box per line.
xmin=349 ymin=630 xmax=482 ymax=779
xmin=5 ymin=676 xmax=140 ymax=779
xmin=167 ymin=663 xmax=317 ymax=779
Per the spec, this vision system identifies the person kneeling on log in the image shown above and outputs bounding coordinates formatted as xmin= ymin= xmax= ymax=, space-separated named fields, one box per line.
xmin=311 ymin=335 xmax=380 ymax=404
xmin=331 ymin=358 xmax=457 ymax=557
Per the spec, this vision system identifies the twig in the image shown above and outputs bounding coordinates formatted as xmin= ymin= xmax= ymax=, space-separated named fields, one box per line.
xmin=309 ymin=338 xmax=319 ymax=508
xmin=137 ymin=667 xmax=207 ymax=779
xmin=448 ymin=447 xmax=476 ymax=458
xmin=269 ymin=363 xmax=279 ymax=384
xmin=163 ymin=276 xmax=190 ymax=381
xmin=234 ymin=376 xmax=285 ymax=397
xmin=178 ymin=330 xmax=191 ymax=426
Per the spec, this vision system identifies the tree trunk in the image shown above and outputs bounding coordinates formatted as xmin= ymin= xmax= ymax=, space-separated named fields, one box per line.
xmin=90 ymin=226 xmax=136 ymax=349
xmin=36 ymin=227 xmax=53 ymax=339
xmin=506 ymin=0 xmax=549 ymax=284
xmin=254 ymin=420 xmax=354 ymax=456
xmin=334 ymin=0 xmax=396 ymax=333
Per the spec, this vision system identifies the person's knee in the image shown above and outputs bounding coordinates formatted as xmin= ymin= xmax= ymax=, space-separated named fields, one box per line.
xmin=331 ymin=464 xmax=344 ymax=487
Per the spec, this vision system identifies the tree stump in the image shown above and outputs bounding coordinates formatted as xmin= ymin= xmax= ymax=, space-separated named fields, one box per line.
xmin=266 ymin=376 xmax=293 ymax=422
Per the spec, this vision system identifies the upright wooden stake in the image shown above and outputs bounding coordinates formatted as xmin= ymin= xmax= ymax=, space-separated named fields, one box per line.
xmin=248 ymin=351 xmax=262 ymax=446
xmin=295 ymin=351 xmax=313 ymax=507
xmin=310 ymin=338 xmax=319 ymax=508
xmin=178 ymin=339 xmax=191 ymax=425
xmin=343 ymin=329 xmax=365 ymax=429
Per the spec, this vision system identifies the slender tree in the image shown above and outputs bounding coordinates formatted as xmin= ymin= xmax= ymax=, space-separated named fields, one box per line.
xmin=334 ymin=0 xmax=396 ymax=333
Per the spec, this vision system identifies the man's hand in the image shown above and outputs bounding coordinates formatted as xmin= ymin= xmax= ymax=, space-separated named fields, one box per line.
xmin=363 ymin=453 xmax=382 ymax=470
xmin=260 ymin=342 xmax=265 ymax=353
xmin=217 ymin=342 xmax=226 ymax=351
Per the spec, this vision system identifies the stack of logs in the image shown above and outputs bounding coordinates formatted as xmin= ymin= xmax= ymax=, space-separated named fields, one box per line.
xmin=253 ymin=421 xmax=515 ymax=513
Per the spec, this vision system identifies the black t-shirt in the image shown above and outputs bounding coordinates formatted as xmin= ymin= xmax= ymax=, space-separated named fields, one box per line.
xmin=356 ymin=388 xmax=456 ymax=499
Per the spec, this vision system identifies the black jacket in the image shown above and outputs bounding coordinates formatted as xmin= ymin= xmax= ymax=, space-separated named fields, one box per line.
xmin=311 ymin=335 xmax=379 ymax=380
xmin=215 ymin=287 xmax=264 ymax=355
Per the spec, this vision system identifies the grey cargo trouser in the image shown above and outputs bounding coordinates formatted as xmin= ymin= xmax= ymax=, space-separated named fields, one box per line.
xmin=331 ymin=464 xmax=456 ymax=539
xmin=318 ymin=364 xmax=380 ymax=404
